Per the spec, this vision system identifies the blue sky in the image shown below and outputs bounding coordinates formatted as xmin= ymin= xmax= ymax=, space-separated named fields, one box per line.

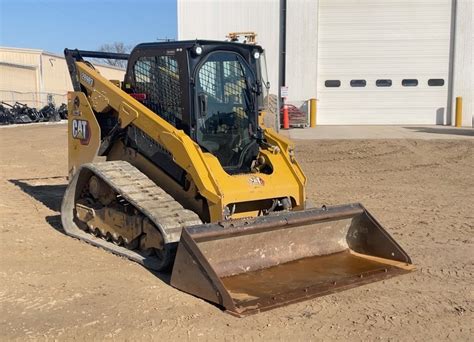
xmin=0 ymin=0 xmax=177 ymax=54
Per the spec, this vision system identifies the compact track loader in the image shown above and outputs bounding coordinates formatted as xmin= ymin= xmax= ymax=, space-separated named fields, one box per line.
xmin=62 ymin=41 xmax=414 ymax=316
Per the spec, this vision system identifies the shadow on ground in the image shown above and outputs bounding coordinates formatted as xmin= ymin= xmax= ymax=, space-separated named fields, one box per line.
xmin=10 ymin=177 xmax=67 ymax=234
xmin=9 ymin=177 xmax=67 ymax=212
xmin=46 ymin=214 xmax=65 ymax=233
xmin=9 ymin=177 xmax=171 ymax=282
xmin=404 ymin=126 xmax=474 ymax=137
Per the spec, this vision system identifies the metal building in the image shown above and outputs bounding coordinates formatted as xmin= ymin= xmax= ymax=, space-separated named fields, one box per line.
xmin=178 ymin=0 xmax=473 ymax=127
xmin=0 ymin=47 xmax=125 ymax=108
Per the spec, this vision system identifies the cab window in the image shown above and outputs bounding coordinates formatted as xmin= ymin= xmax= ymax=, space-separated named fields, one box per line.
xmin=133 ymin=55 xmax=184 ymax=129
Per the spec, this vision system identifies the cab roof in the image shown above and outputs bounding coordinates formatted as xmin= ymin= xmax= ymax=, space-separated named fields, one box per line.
xmin=133 ymin=40 xmax=263 ymax=52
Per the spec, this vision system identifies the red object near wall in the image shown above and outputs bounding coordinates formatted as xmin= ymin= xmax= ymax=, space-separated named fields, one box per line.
xmin=282 ymin=105 xmax=289 ymax=129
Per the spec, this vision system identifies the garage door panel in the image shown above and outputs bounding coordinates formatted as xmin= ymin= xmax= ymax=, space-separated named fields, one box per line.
xmin=319 ymin=0 xmax=449 ymax=15
xmin=318 ymin=90 xmax=446 ymax=103
xmin=318 ymin=98 xmax=447 ymax=114
xmin=318 ymin=58 xmax=449 ymax=74
xmin=318 ymin=108 xmax=444 ymax=125
xmin=317 ymin=0 xmax=451 ymax=125
xmin=0 ymin=65 xmax=37 ymax=93
xmin=318 ymin=43 xmax=449 ymax=57
xmin=319 ymin=28 xmax=449 ymax=41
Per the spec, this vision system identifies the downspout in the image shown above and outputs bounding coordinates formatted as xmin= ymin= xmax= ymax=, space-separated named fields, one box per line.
xmin=446 ymin=0 xmax=457 ymax=125
xmin=39 ymin=52 xmax=45 ymax=107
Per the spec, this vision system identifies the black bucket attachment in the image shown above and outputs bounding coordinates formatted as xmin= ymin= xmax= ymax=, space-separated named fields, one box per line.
xmin=170 ymin=203 xmax=414 ymax=317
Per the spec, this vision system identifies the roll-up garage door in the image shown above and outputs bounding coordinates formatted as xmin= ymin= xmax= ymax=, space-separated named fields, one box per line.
xmin=317 ymin=0 xmax=452 ymax=125
xmin=0 ymin=64 xmax=38 ymax=106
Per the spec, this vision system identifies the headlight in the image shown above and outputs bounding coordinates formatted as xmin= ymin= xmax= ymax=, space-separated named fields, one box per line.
xmin=193 ymin=45 xmax=203 ymax=56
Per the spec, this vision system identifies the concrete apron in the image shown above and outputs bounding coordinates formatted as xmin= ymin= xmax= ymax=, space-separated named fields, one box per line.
xmin=285 ymin=125 xmax=474 ymax=140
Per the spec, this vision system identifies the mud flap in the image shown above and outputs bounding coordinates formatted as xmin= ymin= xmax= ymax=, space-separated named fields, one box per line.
xmin=170 ymin=203 xmax=414 ymax=317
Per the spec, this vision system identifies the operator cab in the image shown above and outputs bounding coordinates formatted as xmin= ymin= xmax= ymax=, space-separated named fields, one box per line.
xmin=125 ymin=40 xmax=269 ymax=174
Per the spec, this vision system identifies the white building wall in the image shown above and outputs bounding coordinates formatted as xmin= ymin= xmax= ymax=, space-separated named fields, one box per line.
xmin=178 ymin=0 xmax=471 ymax=125
xmin=286 ymin=0 xmax=318 ymax=101
xmin=452 ymin=0 xmax=473 ymax=127
xmin=41 ymin=53 xmax=72 ymax=95
xmin=178 ymin=0 xmax=318 ymax=101
xmin=178 ymin=0 xmax=280 ymax=96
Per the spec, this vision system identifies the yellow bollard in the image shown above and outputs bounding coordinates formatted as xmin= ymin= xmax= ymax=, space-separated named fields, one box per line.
xmin=455 ymin=97 xmax=462 ymax=127
xmin=309 ymin=98 xmax=317 ymax=128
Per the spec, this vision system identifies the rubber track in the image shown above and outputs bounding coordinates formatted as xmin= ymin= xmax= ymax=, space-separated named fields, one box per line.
xmin=61 ymin=160 xmax=202 ymax=270
xmin=88 ymin=161 xmax=201 ymax=241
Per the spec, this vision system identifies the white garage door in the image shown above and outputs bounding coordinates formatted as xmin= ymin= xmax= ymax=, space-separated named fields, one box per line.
xmin=0 ymin=64 xmax=38 ymax=106
xmin=317 ymin=0 xmax=452 ymax=125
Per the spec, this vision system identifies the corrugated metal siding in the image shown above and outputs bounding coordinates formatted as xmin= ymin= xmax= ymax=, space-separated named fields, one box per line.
xmin=176 ymin=1 xmax=470 ymax=125
xmin=317 ymin=0 xmax=452 ymax=125
xmin=452 ymin=0 xmax=473 ymax=127
xmin=178 ymin=0 xmax=280 ymax=96
xmin=286 ymin=0 xmax=319 ymax=101
xmin=0 ymin=48 xmax=41 ymax=68
xmin=178 ymin=0 xmax=319 ymax=101
xmin=40 ymin=54 xmax=72 ymax=94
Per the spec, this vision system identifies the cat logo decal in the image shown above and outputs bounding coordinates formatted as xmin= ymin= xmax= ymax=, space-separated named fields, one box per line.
xmin=72 ymin=119 xmax=90 ymax=145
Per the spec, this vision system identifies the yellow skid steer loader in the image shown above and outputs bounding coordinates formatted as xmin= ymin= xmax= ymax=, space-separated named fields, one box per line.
xmin=61 ymin=41 xmax=414 ymax=316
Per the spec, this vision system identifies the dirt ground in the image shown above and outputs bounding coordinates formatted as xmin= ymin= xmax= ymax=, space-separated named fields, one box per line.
xmin=0 ymin=123 xmax=473 ymax=341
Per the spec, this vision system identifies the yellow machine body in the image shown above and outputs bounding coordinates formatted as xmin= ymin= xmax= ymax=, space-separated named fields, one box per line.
xmin=67 ymin=61 xmax=305 ymax=222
